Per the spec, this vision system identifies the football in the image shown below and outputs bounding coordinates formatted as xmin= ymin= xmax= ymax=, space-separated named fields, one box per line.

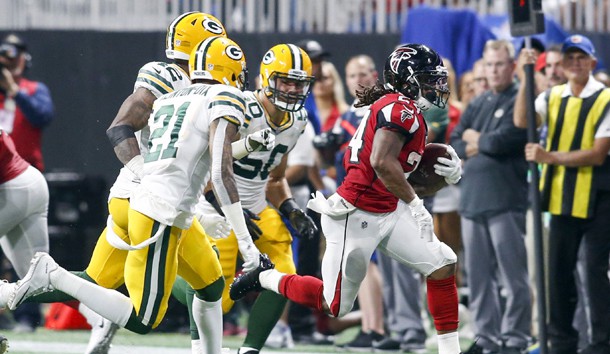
xmin=408 ymin=143 xmax=451 ymax=186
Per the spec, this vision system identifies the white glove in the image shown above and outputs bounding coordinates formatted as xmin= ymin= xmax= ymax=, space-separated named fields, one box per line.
xmin=434 ymin=145 xmax=462 ymax=184
xmin=246 ymin=128 xmax=275 ymax=152
xmin=407 ymin=197 xmax=433 ymax=242
xmin=237 ymin=236 xmax=261 ymax=272
xmin=197 ymin=213 xmax=231 ymax=239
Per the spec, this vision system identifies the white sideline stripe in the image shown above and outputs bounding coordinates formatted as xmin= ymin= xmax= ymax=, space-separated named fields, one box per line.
xmin=9 ymin=340 xmax=317 ymax=353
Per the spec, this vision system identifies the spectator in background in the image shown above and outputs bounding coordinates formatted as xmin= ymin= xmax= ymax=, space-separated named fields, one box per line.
xmin=311 ymin=61 xmax=348 ymax=189
xmin=472 ymin=58 xmax=490 ymax=98
xmin=313 ymin=61 xmax=349 ymax=182
xmin=458 ymin=70 xmax=476 ymax=108
xmin=431 ymin=57 xmax=463 ymax=270
xmin=0 ymin=33 xmax=53 ymax=333
xmin=315 ymin=61 xmax=349 ymax=133
xmin=451 ymin=39 xmax=531 ymax=354
xmin=298 ymin=39 xmax=329 ymax=135
xmin=544 ymin=45 xmax=567 ymax=88
xmin=287 ymin=39 xmax=330 ymax=345
xmin=0 ymin=34 xmax=54 ymax=171
xmin=515 ymin=34 xmax=610 ymax=354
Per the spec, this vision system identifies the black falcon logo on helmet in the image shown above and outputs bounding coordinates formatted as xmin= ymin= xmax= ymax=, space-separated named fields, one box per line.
xmin=389 ymin=47 xmax=418 ymax=73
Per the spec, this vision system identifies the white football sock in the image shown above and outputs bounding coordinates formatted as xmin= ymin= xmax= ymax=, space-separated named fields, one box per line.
xmin=192 ymin=297 xmax=222 ymax=354
xmin=50 ymin=267 xmax=132 ymax=327
xmin=259 ymin=269 xmax=283 ymax=293
xmin=437 ymin=331 xmax=461 ymax=354
xmin=191 ymin=339 xmax=203 ymax=354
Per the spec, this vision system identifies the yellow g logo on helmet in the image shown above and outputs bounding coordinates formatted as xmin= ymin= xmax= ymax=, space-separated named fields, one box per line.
xmin=189 ymin=37 xmax=248 ymax=91
xmin=166 ymin=12 xmax=227 ymax=60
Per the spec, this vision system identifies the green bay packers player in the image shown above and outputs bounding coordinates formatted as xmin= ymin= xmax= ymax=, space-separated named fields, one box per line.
xmin=0 ymin=13 xmax=266 ymax=354
xmin=197 ymin=43 xmax=319 ymax=354
xmin=8 ymin=36 xmax=264 ymax=353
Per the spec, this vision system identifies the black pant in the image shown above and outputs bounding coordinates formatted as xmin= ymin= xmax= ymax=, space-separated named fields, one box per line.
xmin=548 ymin=192 xmax=610 ymax=353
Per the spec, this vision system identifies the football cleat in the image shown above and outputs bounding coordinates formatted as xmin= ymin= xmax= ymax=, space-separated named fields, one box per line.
xmin=8 ymin=252 xmax=58 ymax=310
xmin=229 ymin=254 xmax=274 ymax=301
xmin=85 ymin=315 xmax=119 ymax=354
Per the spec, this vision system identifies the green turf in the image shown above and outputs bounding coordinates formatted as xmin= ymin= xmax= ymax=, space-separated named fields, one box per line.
xmin=1 ymin=327 xmax=474 ymax=354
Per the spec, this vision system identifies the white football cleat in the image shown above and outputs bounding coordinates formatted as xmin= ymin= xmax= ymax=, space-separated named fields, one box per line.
xmin=8 ymin=252 xmax=58 ymax=310
xmin=85 ymin=317 xmax=119 ymax=354
xmin=0 ymin=280 xmax=16 ymax=309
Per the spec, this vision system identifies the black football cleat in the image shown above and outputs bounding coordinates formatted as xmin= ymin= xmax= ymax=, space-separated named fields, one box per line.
xmin=230 ymin=254 xmax=274 ymax=301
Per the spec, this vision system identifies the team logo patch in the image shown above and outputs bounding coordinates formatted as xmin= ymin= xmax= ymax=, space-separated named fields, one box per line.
xmin=389 ymin=47 xmax=417 ymax=73
xmin=401 ymin=107 xmax=414 ymax=122
xmin=361 ymin=221 xmax=368 ymax=229
xmin=202 ymin=18 xmax=224 ymax=34
xmin=225 ymin=45 xmax=243 ymax=60
xmin=262 ymin=50 xmax=275 ymax=65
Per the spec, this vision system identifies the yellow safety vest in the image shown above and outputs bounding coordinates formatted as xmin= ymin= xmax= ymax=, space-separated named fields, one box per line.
xmin=541 ymin=84 xmax=610 ymax=218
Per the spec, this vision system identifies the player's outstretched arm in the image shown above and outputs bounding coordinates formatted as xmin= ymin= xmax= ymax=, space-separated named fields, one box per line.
xmin=209 ymin=117 xmax=261 ymax=272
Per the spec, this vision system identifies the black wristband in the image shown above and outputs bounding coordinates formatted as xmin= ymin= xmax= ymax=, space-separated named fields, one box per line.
xmin=107 ymin=125 xmax=135 ymax=147
xmin=204 ymin=190 xmax=224 ymax=216
xmin=279 ymin=198 xmax=300 ymax=217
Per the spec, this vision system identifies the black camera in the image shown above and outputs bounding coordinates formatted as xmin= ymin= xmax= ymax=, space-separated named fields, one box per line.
xmin=313 ymin=131 xmax=343 ymax=150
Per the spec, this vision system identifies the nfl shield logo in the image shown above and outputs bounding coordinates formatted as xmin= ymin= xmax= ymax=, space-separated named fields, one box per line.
xmin=361 ymin=221 xmax=368 ymax=229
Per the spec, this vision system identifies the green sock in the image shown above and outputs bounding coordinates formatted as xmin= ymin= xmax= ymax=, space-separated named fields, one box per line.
xmin=25 ymin=271 xmax=92 ymax=303
xmin=186 ymin=285 xmax=198 ymax=340
xmin=170 ymin=276 xmax=198 ymax=339
xmin=243 ymin=290 xmax=287 ymax=349
xmin=171 ymin=276 xmax=189 ymax=306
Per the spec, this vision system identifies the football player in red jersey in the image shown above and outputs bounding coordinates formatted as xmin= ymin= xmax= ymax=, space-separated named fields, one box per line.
xmin=0 ymin=129 xmax=48 ymax=296
xmin=231 ymin=44 xmax=464 ymax=354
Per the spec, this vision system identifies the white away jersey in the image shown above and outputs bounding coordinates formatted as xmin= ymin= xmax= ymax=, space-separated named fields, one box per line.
xmin=200 ymin=90 xmax=308 ymax=215
xmin=109 ymin=61 xmax=192 ymax=200
xmin=130 ymin=83 xmax=246 ymax=229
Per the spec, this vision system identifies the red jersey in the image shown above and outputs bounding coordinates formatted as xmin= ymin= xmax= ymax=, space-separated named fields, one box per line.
xmin=337 ymin=93 xmax=427 ymax=213
xmin=0 ymin=130 xmax=29 ymax=184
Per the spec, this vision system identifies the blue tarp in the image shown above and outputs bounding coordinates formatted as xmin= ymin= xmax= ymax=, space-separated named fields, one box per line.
xmin=401 ymin=6 xmax=577 ymax=78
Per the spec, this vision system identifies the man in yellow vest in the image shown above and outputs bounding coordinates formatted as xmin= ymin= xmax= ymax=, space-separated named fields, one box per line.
xmin=514 ymin=34 xmax=610 ymax=354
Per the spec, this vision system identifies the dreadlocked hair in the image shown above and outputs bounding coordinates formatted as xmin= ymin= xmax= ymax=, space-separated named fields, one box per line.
xmin=355 ymin=80 xmax=394 ymax=107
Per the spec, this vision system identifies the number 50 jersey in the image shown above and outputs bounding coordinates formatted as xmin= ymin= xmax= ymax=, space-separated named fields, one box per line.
xmin=130 ymin=83 xmax=246 ymax=230
xmin=233 ymin=90 xmax=308 ymax=214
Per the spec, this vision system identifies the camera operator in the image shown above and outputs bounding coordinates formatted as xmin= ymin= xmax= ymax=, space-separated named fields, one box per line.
xmin=0 ymin=33 xmax=54 ymax=171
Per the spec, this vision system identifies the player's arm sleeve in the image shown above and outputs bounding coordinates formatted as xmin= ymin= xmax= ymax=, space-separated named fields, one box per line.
xmin=208 ymin=87 xmax=247 ymax=206
xmin=14 ymin=82 xmax=54 ymax=128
